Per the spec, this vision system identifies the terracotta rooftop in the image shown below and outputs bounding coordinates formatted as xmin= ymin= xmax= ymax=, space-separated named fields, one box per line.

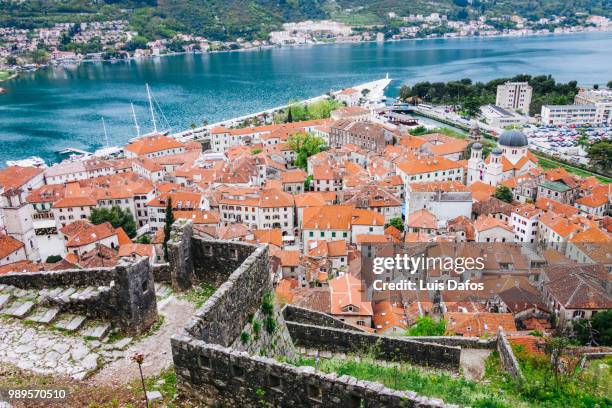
xmin=65 ymin=222 xmax=116 ymax=248
xmin=125 ymin=134 xmax=184 ymax=156
xmin=0 ymin=234 xmax=25 ymax=259
xmin=0 ymin=166 xmax=43 ymax=190
xmin=445 ymin=312 xmax=517 ymax=337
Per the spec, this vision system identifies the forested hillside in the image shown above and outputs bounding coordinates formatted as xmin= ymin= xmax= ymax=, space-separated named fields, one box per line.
xmin=1 ymin=0 xmax=610 ymax=41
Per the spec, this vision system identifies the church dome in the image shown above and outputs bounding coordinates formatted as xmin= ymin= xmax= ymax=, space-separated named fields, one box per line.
xmin=491 ymin=147 xmax=503 ymax=155
xmin=498 ymin=129 xmax=528 ymax=147
xmin=471 ymin=142 xmax=483 ymax=150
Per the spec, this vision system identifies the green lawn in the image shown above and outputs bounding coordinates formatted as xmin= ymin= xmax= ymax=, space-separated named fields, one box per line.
xmin=286 ymin=351 xmax=612 ymax=408
xmin=288 ymin=356 xmax=518 ymax=407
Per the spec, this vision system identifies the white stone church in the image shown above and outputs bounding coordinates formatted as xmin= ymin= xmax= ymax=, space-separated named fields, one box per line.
xmin=467 ymin=129 xmax=538 ymax=186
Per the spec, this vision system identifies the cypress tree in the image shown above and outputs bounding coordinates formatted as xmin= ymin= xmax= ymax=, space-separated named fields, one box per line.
xmin=163 ymin=197 xmax=175 ymax=260
xmin=287 ymin=107 xmax=293 ymax=123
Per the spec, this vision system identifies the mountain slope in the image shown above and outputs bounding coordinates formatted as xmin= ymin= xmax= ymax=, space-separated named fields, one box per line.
xmin=1 ymin=0 xmax=610 ymax=41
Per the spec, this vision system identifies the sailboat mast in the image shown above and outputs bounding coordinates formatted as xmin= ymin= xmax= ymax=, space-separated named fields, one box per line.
xmin=146 ymin=83 xmax=158 ymax=133
xmin=131 ymin=103 xmax=141 ymax=138
xmin=101 ymin=117 xmax=110 ymax=147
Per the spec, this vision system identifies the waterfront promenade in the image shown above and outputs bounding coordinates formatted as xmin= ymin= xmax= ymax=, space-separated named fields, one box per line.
xmin=171 ymin=77 xmax=392 ymax=142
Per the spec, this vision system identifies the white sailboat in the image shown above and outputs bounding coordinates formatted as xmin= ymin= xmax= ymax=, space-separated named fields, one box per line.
xmin=93 ymin=117 xmax=123 ymax=158
xmin=129 ymin=83 xmax=172 ymax=141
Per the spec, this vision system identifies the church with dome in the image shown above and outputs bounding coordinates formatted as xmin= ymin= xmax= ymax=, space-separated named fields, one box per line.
xmin=467 ymin=129 xmax=539 ymax=186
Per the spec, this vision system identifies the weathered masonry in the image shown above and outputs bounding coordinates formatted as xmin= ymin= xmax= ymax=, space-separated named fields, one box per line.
xmin=170 ymin=220 xmax=463 ymax=407
xmin=0 ymin=258 xmax=157 ymax=334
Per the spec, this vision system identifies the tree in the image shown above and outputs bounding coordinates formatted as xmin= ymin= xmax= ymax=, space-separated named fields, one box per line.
xmin=287 ymin=132 xmax=325 ymax=170
xmin=608 ymin=80 xmax=612 ymax=89
xmin=406 ymin=317 xmax=446 ymax=336
xmin=587 ymin=141 xmax=612 ymax=170
xmin=399 ymin=85 xmax=411 ymax=103
xmin=409 ymin=126 xmax=428 ymax=136
xmin=386 ymin=216 xmax=404 ymax=232
xmin=135 ymin=235 xmax=151 ymax=244
xmin=286 ymin=106 xmax=293 ymax=123
xmin=45 ymin=255 xmax=62 ymax=263
xmin=123 ymin=35 xmax=148 ymax=52
xmin=304 ymin=175 xmax=313 ymax=191
xmin=573 ymin=310 xmax=612 ymax=346
xmin=544 ymin=336 xmax=569 ymax=386
xmin=163 ymin=197 xmax=175 ymax=260
xmin=89 ymin=206 xmax=137 ymax=238
xmin=462 ymin=97 xmax=481 ymax=117
xmin=494 ymin=185 xmax=513 ymax=203
xmin=29 ymin=49 xmax=49 ymax=64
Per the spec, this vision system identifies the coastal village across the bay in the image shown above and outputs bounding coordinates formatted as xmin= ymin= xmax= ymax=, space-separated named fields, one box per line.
xmin=0 ymin=11 xmax=610 ymax=78
xmin=0 ymin=73 xmax=611 ymax=406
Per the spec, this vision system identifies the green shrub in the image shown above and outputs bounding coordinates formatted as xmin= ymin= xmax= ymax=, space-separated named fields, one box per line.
xmin=264 ymin=316 xmax=276 ymax=334
xmin=253 ymin=320 xmax=262 ymax=337
xmin=261 ymin=291 xmax=274 ymax=316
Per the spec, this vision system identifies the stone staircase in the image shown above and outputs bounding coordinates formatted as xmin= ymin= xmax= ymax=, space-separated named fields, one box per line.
xmin=0 ymin=282 xmax=174 ymax=379
xmin=0 ymin=283 xmax=112 ymax=340
xmin=0 ymin=283 xmax=134 ymax=379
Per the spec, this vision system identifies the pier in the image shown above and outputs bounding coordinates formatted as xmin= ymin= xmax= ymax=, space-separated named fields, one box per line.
xmin=56 ymin=147 xmax=91 ymax=156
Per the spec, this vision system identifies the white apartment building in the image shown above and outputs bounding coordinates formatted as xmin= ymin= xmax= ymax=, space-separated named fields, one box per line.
xmin=541 ymin=105 xmax=598 ymax=126
xmin=510 ymin=206 xmax=540 ymax=243
xmin=26 ymin=185 xmax=68 ymax=260
xmin=396 ymin=156 xmax=465 ymax=186
xmin=51 ymin=197 xmax=97 ymax=229
xmin=44 ymin=159 xmax=116 ymax=185
xmin=574 ymin=88 xmax=612 ymax=125
xmin=0 ymin=166 xmax=45 ymax=261
xmin=480 ymin=104 xmax=531 ymax=129
xmin=147 ymin=191 xmax=208 ymax=231
xmin=301 ymin=206 xmax=384 ymax=251
xmin=219 ymin=188 xmax=295 ymax=235
xmin=496 ymin=82 xmax=532 ymax=113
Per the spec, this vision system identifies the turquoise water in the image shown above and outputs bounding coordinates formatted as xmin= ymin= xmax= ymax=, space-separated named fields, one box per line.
xmin=0 ymin=32 xmax=611 ymax=165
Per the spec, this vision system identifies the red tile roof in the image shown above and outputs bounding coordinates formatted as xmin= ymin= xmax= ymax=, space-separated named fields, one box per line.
xmin=0 ymin=234 xmax=25 ymax=259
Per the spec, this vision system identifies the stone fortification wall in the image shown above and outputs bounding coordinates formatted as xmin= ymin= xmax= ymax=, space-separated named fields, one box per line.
xmin=286 ymin=321 xmax=460 ymax=370
xmin=172 ymin=334 xmax=457 ymax=408
xmin=402 ymin=336 xmax=497 ymax=349
xmin=0 ymin=258 xmax=157 ymax=333
xmin=190 ymin=235 xmax=259 ymax=286
xmin=151 ymin=262 xmax=171 ymax=283
xmin=497 ymin=329 xmax=524 ymax=381
xmin=184 ymin=240 xmax=270 ymax=346
xmin=0 ymin=267 xmax=115 ymax=289
xmin=170 ymin=221 xmax=466 ymax=407
xmin=282 ymin=305 xmax=363 ymax=331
